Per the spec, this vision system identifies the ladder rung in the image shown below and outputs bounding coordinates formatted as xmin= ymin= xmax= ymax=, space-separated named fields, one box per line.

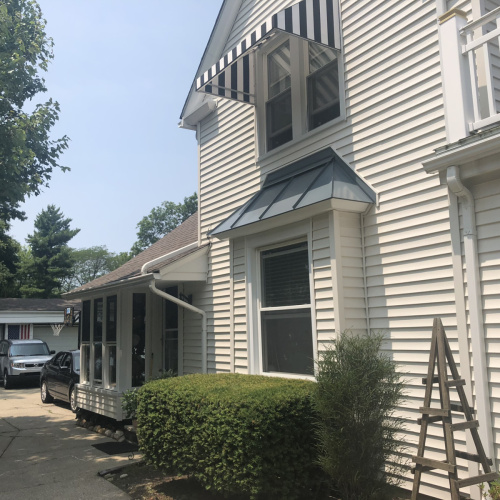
xmin=418 ymin=415 xmax=443 ymax=425
xmin=455 ymin=450 xmax=493 ymax=466
xmin=420 ymin=407 xmax=450 ymax=416
xmin=411 ymin=465 xmax=434 ymax=474
xmin=446 ymin=379 xmax=466 ymax=387
xmin=450 ymin=403 xmax=474 ymax=414
xmin=457 ymin=472 xmax=500 ymax=488
xmin=413 ymin=456 xmax=456 ymax=473
xmin=451 ymin=420 xmax=479 ymax=432
xmin=422 ymin=376 xmax=439 ymax=385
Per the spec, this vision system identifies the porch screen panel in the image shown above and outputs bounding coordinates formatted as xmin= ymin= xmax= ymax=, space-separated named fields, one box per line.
xmin=132 ymin=293 xmax=146 ymax=387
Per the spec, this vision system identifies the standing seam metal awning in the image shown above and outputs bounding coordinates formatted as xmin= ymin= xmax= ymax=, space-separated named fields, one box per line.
xmin=196 ymin=0 xmax=341 ymax=105
xmin=209 ymin=148 xmax=376 ymax=237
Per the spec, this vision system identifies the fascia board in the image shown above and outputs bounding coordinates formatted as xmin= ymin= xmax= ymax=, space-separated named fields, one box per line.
xmin=0 ymin=311 xmax=65 ymax=324
xmin=63 ymin=274 xmax=154 ymax=300
xmin=423 ymin=131 xmax=500 ymax=174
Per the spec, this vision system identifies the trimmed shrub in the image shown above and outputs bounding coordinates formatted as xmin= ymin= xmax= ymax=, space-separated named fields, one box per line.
xmin=313 ymin=332 xmax=407 ymax=500
xmin=136 ymin=373 xmax=326 ymax=499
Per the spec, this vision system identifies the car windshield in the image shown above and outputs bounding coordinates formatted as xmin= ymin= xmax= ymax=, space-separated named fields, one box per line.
xmin=73 ymin=353 xmax=80 ymax=372
xmin=9 ymin=343 xmax=50 ymax=357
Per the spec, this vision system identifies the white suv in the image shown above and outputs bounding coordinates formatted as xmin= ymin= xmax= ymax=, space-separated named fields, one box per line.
xmin=0 ymin=339 xmax=55 ymax=389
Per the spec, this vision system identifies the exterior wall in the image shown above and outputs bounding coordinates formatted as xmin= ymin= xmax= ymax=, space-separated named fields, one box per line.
xmin=34 ymin=325 xmax=79 ymax=353
xmin=472 ymin=178 xmax=500 ymax=463
xmin=186 ymin=0 xmax=500 ymax=497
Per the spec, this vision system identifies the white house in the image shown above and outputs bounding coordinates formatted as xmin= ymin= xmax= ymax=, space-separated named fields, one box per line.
xmin=0 ymin=298 xmax=80 ymax=352
xmin=66 ymin=0 xmax=500 ymax=498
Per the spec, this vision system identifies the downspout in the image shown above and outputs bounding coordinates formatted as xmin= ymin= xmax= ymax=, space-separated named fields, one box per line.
xmin=149 ymin=282 xmax=207 ymax=374
xmin=446 ymin=166 xmax=495 ymax=464
xmin=141 ymin=244 xmax=207 ymax=374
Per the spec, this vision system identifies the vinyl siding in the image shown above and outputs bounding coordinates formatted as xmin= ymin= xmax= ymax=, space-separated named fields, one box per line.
xmin=190 ymin=0 xmax=486 ymax=497
xmin=472 ymin=178 xmax=500 ymax=463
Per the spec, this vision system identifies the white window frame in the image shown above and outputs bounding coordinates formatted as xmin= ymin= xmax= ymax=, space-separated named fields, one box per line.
xmin=246 ymin=220 xmax=317 ymax=380
xmin=256 ymin=33 xmax=345 ymax=160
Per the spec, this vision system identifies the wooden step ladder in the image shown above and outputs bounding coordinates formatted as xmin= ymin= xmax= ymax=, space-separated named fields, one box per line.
xmin=411 ymin=318 xmax=498 ymax=500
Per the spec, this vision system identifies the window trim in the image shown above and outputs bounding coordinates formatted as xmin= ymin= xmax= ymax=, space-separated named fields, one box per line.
xmin=245 ymin=220 xmax=317 ymax=380
xmin=255 ymin=33 xmax=345 ymax=162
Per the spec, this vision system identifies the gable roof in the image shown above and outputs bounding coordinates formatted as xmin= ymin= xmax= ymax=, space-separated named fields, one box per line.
xmin=64 ymin=212 xmax=200 ymax=296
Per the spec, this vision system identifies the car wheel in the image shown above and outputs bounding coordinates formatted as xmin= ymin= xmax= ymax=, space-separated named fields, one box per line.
xmin=41 ymin=380 xmax=53 ymax=403
xmin=69 ymin=385 xmax=78 ymax=412
xmin=3 ymin=371 xmax=12 ymax=390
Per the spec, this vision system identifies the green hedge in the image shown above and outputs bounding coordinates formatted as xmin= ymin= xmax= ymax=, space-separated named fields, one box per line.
xmin=136 ymin=373 xmax=325 ymax=499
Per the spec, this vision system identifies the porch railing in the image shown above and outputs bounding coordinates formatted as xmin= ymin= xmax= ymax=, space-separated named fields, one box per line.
xmin=460 ymin=6 xmax=500 ymax=133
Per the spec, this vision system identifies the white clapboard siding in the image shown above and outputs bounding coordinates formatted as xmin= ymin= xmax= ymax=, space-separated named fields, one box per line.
xmin=313 ymin=213 xmax=336 ymax=351
xmin=190 ymin=0 xmax=473 ymax=496
xmin=471 ymin=178 xmax=500 ymax=463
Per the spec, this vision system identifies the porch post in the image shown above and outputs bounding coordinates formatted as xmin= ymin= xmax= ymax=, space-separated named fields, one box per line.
xmin=438 ymin=9 xmax=474 ymax=143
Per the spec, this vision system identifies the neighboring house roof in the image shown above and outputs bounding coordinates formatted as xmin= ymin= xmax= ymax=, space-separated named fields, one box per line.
xmin=65 ymin=212 xmax=201 ymax=296
xmin=0 ymin=298 xmax=81 ymax=312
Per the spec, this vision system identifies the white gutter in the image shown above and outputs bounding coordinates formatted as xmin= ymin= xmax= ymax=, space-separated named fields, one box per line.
xmin=446 ymin=166 xmax=495 ymax=465
xmin=140 ymin=241 xmax=199 ymax=275
xmin=141 ymin=242 xmax=207 ymax=374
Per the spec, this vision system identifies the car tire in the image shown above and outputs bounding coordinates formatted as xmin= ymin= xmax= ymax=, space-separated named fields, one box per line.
xmin=3 ymin=371 xmax=12 ymax=390
xmin=41 ymin=380 xmax=54 ymax=403
xmin=69 ymin=385 xmax=78 ymax=413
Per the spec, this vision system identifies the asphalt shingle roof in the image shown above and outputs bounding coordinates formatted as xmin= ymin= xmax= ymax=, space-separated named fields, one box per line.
xmin=65 ymin=212 xmax=200 ymax=295
xmin=0 ymin=298 xmax=81 ymax=312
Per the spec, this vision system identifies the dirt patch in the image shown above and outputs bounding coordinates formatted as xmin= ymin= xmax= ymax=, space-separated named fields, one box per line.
xmin=106 ymin=461 xmax=246 ymax=500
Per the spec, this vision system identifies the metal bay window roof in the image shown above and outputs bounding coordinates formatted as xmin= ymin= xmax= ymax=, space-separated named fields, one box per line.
xmin=196 ymin=0 xmax=341 ymax=104
xmin=210 ymin=148 xmax=376 ymax=237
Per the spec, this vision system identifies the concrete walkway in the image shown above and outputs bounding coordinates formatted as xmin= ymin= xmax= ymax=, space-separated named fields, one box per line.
xmin=0 ymin=385 xmax=133 ymax=499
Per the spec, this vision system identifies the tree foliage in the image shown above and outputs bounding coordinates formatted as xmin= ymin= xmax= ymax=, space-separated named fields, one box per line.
xmin=131 ymin=192 xmax=197 ymax=255
xmin=19 ymin=204 xmax=79 ymax=297
xmin=0 ymin=221 xmax=20 ymax=297
xmin=0 ymin=0 xmax=69 ymax=226
xmin=61 ymin=246 xmax=131 ymax=292
xmin=313 ymin=332 xmax=407 ymax=500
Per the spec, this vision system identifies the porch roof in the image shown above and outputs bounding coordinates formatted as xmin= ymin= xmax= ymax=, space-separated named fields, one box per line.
xmin=64 ymin=212 xmax=202 ymax=297
xmin=210 ymin=148 xmax=376 ymax=238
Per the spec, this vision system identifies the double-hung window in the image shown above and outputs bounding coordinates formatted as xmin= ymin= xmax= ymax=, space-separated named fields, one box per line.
xmin=263 ymin=37 xmax=341 ymax=153
xmin=259 ymin=241 xmax=314 ymax=376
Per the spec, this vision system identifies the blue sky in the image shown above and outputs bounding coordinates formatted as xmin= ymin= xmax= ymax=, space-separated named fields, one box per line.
xmin=9 ymin=0 xmax=221 ymax=254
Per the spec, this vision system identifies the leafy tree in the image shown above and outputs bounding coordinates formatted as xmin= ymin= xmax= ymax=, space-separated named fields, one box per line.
xmin=131 ymin=193 xmax=197 ymax=255
xmin=19 ymin=204 xmax=79 ymax=297
xmin=62 ymin=246 xmax=132 ymax=292
xmin=0 ymin=0 xmax=69 ymax=226
xmin=0 ymin=221 xmax=20 ymax=297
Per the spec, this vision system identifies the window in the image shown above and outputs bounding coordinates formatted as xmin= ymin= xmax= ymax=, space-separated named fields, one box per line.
xmin=164 ymin=286 xmax=178 ymax=374
xmin=106 ymin=295 xmax=117 ymax=388
xmin=263 ymin=38 xmax=341 ymax=153
xmin=132 ymin=293 xmax=146 ymax=387
xmin=259 ymin=241 xmax=314 ymax=376
xmin=93 ymin=298 xmax=103 ymax=385
xmin=307 ymin=44 xmax=339 ymax=130
xmin=266 ymin=41 xmax=292 ymax=150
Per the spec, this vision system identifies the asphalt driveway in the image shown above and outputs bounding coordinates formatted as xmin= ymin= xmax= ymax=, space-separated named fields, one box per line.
xmin=0 ymin=384 xmax=133 ymax=499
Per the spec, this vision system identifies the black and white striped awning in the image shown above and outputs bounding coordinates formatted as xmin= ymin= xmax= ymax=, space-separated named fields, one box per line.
xmin=196 ymin=0 xmax=341 ymax=105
